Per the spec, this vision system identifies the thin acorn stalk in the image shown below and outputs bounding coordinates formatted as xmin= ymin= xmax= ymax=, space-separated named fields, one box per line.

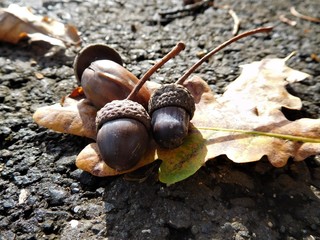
xmin=176 ymin=26 xmax=273 ymax=85
xmin=149 ymin=26 xmax=273 ymax=149
xmin=95 ymin=42 xmax=186 ymax=171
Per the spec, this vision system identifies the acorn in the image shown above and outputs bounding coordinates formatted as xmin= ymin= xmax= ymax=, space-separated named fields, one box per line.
xmin=73 ymin=43 xmax=150 ymax=109
xmin=96 ymin=99 xmax=150 ymax=171
xmin=74 ymin=43 xmax=123 ymax=83
xmin=148 ymin=83 xmax=195 ymax=149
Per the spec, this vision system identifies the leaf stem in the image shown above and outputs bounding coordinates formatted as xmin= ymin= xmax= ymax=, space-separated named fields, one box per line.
xmin=283 ymin=51 xmax=296 ymax=62
xmin=176 ymin=26 xmax=273 ymax=85
xmin=196 ymin=126 xmax=320 ymax=143
xmin=127 ymin=42 xmax=185 ymax=100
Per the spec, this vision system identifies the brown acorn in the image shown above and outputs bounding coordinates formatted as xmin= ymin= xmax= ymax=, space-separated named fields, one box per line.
xmin=148 ymin=83 xmax=195 ymax=149
xmin=96 ymin=99 xmax=150 ymax=171
xmin=73 ymin=43 xmax=150 ymax=109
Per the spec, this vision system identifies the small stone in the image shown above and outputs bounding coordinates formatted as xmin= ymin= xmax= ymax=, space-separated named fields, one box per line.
xmin=70 ymin=182 xmax=80 ymax=193
xmin=26 ymin=195 xmax=38 ymax=206
xmin=95 ymin=187 xmax=104 ymax=196
xmin=104 ymin=202 xmax=115 ymax=213
xmin=73 ymin=206 xmax=82 ymax=213
xmin=3 ymin=199 xmax=15 ymax=209
xmin=18 ymin=189 xmax=29 ymax=204
xmin=191 ymin=225 xmax=199 ymax=235
xmin=129 ymin=49 xmax=147 ymax=61
xmin=34 ymin=72 xmax=44 ymax=79
xmin=91 ymin=222 xmax=106 ymax=234
xmin=0 ymin=149 xmax=12 ymax=158
xmin=56 ymin=157 xmax=75 ymax=168
xmin=141 ymin=229 xmax=151 ymax=234
xmin=70 ymin=169 xmax=82 ymax=180
xmin=0 ymin=127 xmax=11 ymax=137
xmin=85 ymin=203 xmax=104 ymax=218
xmin=48 ymin=187 xmax=68 ymax=206
xmin=70 ymin=220 xmax=79 ymax=228
xmin=71 ymin=188 xmax=80 ymax=194
xmin=42 ymin=220 xmax=54 ymax=233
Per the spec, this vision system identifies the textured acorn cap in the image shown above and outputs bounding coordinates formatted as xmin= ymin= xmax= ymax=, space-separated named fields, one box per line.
xmin=96 ymin=99 xmax=151 ymax=130
xmin=148 ymin=83 xmax=195 ymax=118
xmin=74 ymin=43 xmax=123 ymax=84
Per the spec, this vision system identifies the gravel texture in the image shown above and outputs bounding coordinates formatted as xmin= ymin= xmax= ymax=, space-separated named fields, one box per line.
xmin=0 ymin=0 xmax=320 ymax=239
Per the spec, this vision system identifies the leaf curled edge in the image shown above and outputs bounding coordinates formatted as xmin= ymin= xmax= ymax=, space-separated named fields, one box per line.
xmin=33 ymin=98 xmax=97 ymax=139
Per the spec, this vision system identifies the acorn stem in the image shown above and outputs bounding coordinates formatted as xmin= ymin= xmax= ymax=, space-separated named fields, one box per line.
xmin=127 ymin=42 xmax=186 ymax=100
xmin=175 ymin=26 xmax=273 ymax=85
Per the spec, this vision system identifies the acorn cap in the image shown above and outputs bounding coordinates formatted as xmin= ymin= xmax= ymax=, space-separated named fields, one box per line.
xmin=74 ymin=43 xmax=123 ymax=84
xmin=96 ymin=99 xmax=151 ymax=130
xmin=148 ymin=83 xmax=195 ymax=118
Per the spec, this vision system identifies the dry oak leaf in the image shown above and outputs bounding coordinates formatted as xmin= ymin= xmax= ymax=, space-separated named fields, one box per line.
xmin=0 ymin=4 xmax=80 ymax=47
xmin=33 ymin=57 xmax=320 ymax=185
xmin=158 ymin=57 xmax=320 ymax=184
xmin=33 ymin=96 xmax=97 ymax=140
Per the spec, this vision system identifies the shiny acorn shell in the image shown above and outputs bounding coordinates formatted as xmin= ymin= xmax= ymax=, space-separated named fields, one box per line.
xmin=73 ymin=43 xmax=123 ymax=84
xmin=95 ymin=99 xmax=151 ymax=171
xmin=73 ymin=44 xmax=150 ymax=109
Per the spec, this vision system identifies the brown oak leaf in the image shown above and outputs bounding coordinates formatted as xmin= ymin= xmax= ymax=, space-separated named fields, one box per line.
xmin=33 ymin=97 xmax=97 ymax=140
xmin=157 ymin=57 xmax=319 ymax=184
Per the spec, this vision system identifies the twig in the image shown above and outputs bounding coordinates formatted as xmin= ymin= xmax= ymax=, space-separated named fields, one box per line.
xmin=215 ymin=5 xmax=241 ymax=36
xmin=159 ymin=0 xmax=213 ymax=16
xmin=155 ymin=0 xmax=214 ymax=24
xmin=283 ymin=51 xmax=297 ymax=62
xmin=228 ymin=9 xmax=241 ymax=35
xmin=290 ymin=6 xmax=320 ymax=23
xmin=279 ymin=15 xmax=297 ymax=26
